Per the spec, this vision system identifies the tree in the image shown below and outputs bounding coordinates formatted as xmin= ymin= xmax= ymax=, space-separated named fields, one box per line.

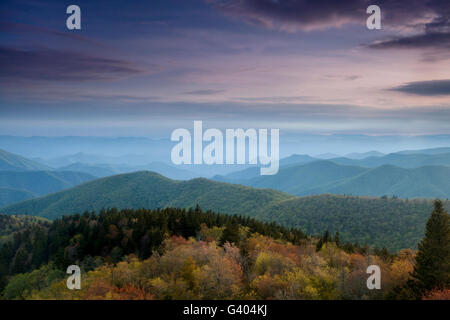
xmin=181 ymin=256 xmax=199 ymax=293
xmin=12 ymin=248 xmax=29 ymax=274
xmin=220 ymin=221 xmax=240 ymax=246
xmin=334 ymin=231 xmax=341 ymax=247
xmin=323 ymin=230 xmax=332 ymax=243
xmin=411 ymin=200 xmax=450 ymax=297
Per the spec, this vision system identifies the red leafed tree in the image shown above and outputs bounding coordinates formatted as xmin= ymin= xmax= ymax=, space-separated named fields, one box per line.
xmin=422 ymin=288 xmax=450 ymax=300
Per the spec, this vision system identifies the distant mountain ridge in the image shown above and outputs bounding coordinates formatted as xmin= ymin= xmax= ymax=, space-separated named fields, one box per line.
xmin=330 ymin=152 xmax=450 ymax=168
xmin=0 ymin=149 xmax=51 ymax=171
xmin=395 ymin=147 xmax=450 ymax=155
xmin=0 ymin=188 xmax=35 ymax=208
xmin=0 ymin=171 xmax=97 ymax=207
xmin=344 ymin=151 xmax=385 ymax=159
xmin=56 ymin=161 xmax=198 ymax=180
xmin=241 ymin=161 xmax=367 ymax=196
xmin=216 ymin=158 xmax=450 ymax=199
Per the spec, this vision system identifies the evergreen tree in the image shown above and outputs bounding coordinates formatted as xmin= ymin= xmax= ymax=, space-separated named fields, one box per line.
xmin=220 ymin=221 xmax=240 ymax=246
xmin=334 ymin=231 xmax=341 ymax=247
xmin=323 ymin=230 xmax=331 ymax=243
xmin=315 ymin=238 xmax=324 ymax=252
xmin=411 ymin=200 xmax=450 ymax=296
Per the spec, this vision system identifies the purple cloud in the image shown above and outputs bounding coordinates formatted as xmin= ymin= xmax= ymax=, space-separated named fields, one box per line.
xmin=183 ymin=89 xmax=226 ymax=95
xmin=390 ymin=79 xmax=450 ymax=96
xmin=206 ymin=0 xmax=444 ymax=31
xmin=0 ymin=46 xmax=142 ymax=82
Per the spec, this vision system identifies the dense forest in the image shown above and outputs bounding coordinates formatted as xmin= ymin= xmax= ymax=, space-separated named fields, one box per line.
xmin=3 ymin=171 xmax=449 ymax=251
xmin=0 ymin=202 xmax=448 ymax=300
xmin=0 ymin=207 xmax=305 ymax=294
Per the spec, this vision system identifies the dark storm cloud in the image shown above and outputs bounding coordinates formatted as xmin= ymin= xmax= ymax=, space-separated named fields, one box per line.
xmin=206 ymin=0 xmax=444 ymax=30
xmin=369 ymin=32 xmax=450 ymax=50
xmin=366 ymin=2 xmax=450 ymax=51
xmin=208 ymin=0 xmax=450 ymax=52
xmin=368 ymin=14 xmax=450 ymax=50
xmin=207 ymin=0 xmax=365 ymax=30
xmin=390 ymin=80 xmax=450 ymax=96
xmin=0 ymin=46 xmax=141 ymax=82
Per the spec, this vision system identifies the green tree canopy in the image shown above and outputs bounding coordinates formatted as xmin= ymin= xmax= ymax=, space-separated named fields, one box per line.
xmin=411 ymin=199 xmax=450 ymax=296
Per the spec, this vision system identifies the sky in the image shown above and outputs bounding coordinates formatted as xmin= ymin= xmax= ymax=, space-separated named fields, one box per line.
xmin=0 ymin=0 xmax=450 ymax=137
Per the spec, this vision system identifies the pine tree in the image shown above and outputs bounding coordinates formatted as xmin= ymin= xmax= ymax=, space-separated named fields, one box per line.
xmin=334 ymin=231 xmax=341 ymax=247
xmin=411 ymin=200 xmax=450 ymax=296
xmin=315 ymin=238 xmax=324 ymax=252
xmin=323 ymin=230 xmax=331 ymax=243
xmin=220 ymin=221 xmax=240 ymax=246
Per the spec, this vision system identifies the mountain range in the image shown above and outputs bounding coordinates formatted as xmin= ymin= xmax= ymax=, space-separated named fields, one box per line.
xmin=0 ymin=171 xmax=96 ymax=207
xmin=56 ymin=161 xmax=198 ymax=180
xmin=0 ymin=149 xmax=51 ymax=171
xmin=218 ymin=160 xmax=450 ymax=199
xmin=1 ymin=170 xmax=448 ymax=250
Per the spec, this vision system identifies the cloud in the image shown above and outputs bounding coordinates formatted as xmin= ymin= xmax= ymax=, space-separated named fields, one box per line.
xmin=234 ymin=96 xmax=313 ymax=103
xmin=206 ymin=0 xmax=444 ymax=31
xmin=390 ymin=79 xmax=450 ymax=96
xmin=0 ymin=46 xmax=142 ymax=82
xmin=206 ymin=0 xmax=364 ymax=31
xmin=365 ymin=3 xmax=450 ymax=52
xmin=183 ymin=89 xmax=226 ymax=95
xmin=208 ymin=0 xmax=450 ymax=55
xmin=0 ymin=21 xmax=104 ymax=47
xmin=368 ymin=33 xmax=450 ymax=49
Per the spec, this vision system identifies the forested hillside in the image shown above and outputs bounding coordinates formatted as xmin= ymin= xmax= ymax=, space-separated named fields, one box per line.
xmin=1 ymin=204 xmax=448 ymax=300
xmin=260 ymin=195 xmax=442 ymax=251
xmin=241 ymin=161 xmax=367 ymax=195
xmin=0 ymin=208 xmax=305 ymax=295
xmin=0 ymin=215 xmax=50 ymax=244
xmin=218 ymin=161 xmax=450 ymax=199
xmin=0 ymin=188 xmax=34 ymax=208
xmin=1 ymin=171 xmax=293 ymax=220
xmin=1 ymin=171 xmax=448 ymax=251
xmin=0 ymin=171 xmax=97 ymax=207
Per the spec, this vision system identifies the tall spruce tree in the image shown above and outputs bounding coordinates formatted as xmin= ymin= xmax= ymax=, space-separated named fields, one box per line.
xmin=411 ymin=199 xmax=450 ymax=296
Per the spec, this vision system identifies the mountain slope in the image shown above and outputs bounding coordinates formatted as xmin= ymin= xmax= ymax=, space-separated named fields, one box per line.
xmin=0 ymin=188 xmax=35 ymax=208
xmin=0 ymin=149 xmax=51 ymax=171
xmin=221 ymin=160 xmax=450 ymax=198
xmin=136 ymin=162 xmax=198 ymax=180
xmin=57 ymin=163 xmax=118 ymax=177
xmin=345 ymin=151 xmax=385 ymax=159
xmin=0 ymin=214 xmax=50 ymax=243
xmin=330 ymin=152 xmax=450 ymax=168
xmin=0 ymin=171 xmax=96 ymax=196
xmin=312 ymin=165 xmax=450 ymax=198
xmin=1 ymin=170 xmax=448 ymax=251
xmin=0 ymin=171 xmax=293 ymax=220
xmin=245 ymin=161 xmax=368 ymax=195
xmin=215 ymin=154 xmax=317 ymax=182
xmin=260 ymin=194 xmax=440 ymax=251
xmin=57 ymin=161 xmax=197 ymax=180
xmin=396 ymin=147 xmax=450 ymax=155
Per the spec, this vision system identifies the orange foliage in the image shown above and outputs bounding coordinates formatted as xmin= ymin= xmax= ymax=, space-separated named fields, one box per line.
xmin=422 ymin=288 xmax=450 ymax=300
xmin=111 ymin=285 xmax=154 ymax=300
